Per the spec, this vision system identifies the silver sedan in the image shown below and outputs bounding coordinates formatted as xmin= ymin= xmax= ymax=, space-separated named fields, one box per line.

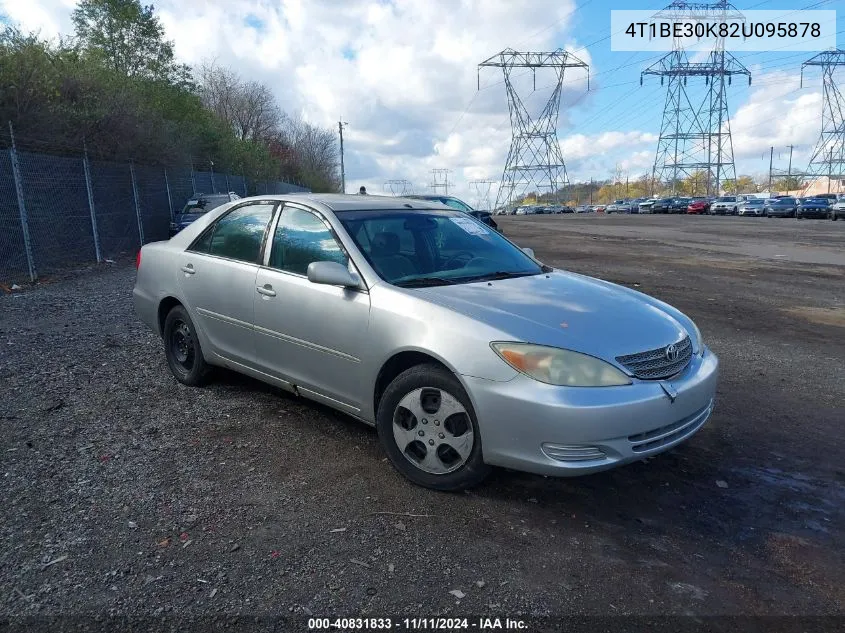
xmin=134 ymin=194 xmax=718 ymax=490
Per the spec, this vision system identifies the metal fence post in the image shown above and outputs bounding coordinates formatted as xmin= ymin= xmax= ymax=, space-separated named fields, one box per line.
xmin=129 ymin=161 xmax=145 ymax=245
xmin=210 ymin=162 xmax=216 ymax=193
xmin=8 ymin=122 xmax=36 ymax=281
xmin=82 ymin=143 xmax=102 ymax=262
xmin=164 ymin=167 xmax=174 ymax=220
xmin=225 ymin=172 xmax=230 ymax=193
xmin=242 ymin=171 xmax=247 ymax=196
xmin=190 ymin=157 xmax=196 ymax=194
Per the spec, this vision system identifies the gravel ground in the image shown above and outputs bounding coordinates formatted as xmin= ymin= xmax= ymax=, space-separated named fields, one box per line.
xmin=1 ymin=214 xmax=843 ymax=630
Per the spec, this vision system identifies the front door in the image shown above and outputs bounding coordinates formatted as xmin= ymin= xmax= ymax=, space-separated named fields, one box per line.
xmin=252 ymin=205 xmax=371 ymax=413
xmin=177 ymin=201 xmax=277 ymax=366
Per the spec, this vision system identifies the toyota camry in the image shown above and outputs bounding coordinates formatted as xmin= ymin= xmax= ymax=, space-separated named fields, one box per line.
xmin=134 ymin=194 xmax=719 ymax=491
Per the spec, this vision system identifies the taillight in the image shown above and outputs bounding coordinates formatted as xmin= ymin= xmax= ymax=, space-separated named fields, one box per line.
xmin=136 ymin=250 xmax=142 ymax=269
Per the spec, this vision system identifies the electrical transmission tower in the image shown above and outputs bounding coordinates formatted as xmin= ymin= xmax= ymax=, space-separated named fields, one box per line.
xmin=478 ymin=49 xmax=589 ymax=212
xmin=642 ymin=1 xmax=750 ymax=196
xmin=801 ymin=50 xmax=845 ymax=193
xmin=383 ymin=179 xmax=413 ymax=196
xmin=469 ymin=180 xmax=497 ymax=210
xmin=429 ymin=169 xmax=451 ymax=195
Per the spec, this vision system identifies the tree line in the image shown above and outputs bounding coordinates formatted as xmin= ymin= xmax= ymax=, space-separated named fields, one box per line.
xmin=0 ymin=0 xmax=340 ymax=192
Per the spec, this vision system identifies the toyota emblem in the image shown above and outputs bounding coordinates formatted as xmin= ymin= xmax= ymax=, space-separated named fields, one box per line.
xmin=665 ymin=343 xmax=679 ymax=362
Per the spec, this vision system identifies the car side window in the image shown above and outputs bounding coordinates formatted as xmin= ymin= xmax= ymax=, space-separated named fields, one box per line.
xmin=191 ymin=203 xmax=275 ymax=263
xmin=442 ymin=198 xmax=470 ymax=213
xmin=268 ymin=207 xmax=348 ymax=275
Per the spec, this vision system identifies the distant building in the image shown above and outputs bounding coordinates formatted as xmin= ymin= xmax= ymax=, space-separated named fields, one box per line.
xmin=798 ymin=177 xmax=845 ymax=197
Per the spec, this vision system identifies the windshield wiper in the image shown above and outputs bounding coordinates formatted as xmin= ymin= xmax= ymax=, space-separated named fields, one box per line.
xmin=458 ymin=270 xmax=539 ymax=283
xmin=394 ymin=276 xmax=457 ymax=288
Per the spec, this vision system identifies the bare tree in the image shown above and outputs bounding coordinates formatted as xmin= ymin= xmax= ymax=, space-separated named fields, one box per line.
xmin=198 ymin=61 xmax=280 ymax=142
xmin=276 ymin=115 xmax=341 ymax=191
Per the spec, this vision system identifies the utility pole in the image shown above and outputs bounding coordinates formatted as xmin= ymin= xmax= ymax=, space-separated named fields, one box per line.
xmin=338 ymin=118 xmax=348 ymax=193
xmin=430 ymin=169 xmax=451 ymax=195
xmin=768 ymin=146 xmax=774 ymax=192
xmin=787 ymin=144 xmax=794 ymax=195
xmin=642 ymin=1 xmax=749 ymax=197
xmin=479 ymin=49 xmax=589 ymax=212
xmin=384 ymin=180 xmax=412 ymax=196
xmin=589 ymin=178 xmax=593 ymax=205
xmin=801 ymin=50 xmax=845 ymax=194
xmin=468 ymin=180 xmax=497 ymax=210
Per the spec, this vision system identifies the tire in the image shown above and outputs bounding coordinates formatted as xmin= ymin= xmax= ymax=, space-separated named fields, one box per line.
xmin=376 ymin=364 xmax=490 ymax=491
xmin=163 ymin=305 xmax=211 ymax=386
xmin=833 ymin=211 xmax=838 ymax=221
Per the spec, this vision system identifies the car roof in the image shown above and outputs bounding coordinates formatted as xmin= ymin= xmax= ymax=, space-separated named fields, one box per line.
xmin=245 ymin=193 xmax=452 ymax=212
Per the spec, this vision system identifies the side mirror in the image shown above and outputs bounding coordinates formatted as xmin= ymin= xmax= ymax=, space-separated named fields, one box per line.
xmin=522 ymin=247 xmax=535 ymax=258
xmin=307 ymin=261 xmax=360 ymax=288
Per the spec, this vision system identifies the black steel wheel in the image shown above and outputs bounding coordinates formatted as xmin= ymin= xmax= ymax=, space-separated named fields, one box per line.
xmin=163 ymin=305 xmax=211 ymax=386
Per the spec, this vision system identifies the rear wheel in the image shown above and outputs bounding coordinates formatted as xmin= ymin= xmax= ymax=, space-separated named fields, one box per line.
xmin=163 ymin=305 xmax=210 ymax=386
xmin=376 ymin=364 xmax=490 ymax=491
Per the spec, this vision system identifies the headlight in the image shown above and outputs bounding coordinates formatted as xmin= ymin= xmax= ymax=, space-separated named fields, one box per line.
xmin=491 ymin=343 xmax=632 ymax=387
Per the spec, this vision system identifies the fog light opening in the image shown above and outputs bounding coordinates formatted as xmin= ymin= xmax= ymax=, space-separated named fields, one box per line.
xmin=542 ymin=443 xmax=607 ymax=463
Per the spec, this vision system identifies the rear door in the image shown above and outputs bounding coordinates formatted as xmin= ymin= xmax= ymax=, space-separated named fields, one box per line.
xmin=177 ymin=201 xmax=278 ymax=366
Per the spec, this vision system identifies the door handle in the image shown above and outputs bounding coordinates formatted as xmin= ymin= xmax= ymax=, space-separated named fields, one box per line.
xmin=256 ymin=285 xmax=276 ymax=297
xmin=181 ymin=264 xmax=195 ymax=275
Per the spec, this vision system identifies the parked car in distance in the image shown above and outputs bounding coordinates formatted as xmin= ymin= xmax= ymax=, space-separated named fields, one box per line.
xmin=687 ymin=197 xmax=710 ymax=214
xmin=134 ymin=193 xmax=718 ymax=491
xmin=737 ymin=198 xmax=766 ymax=216
xmin=405 ymin=195 xmax=499 ymax=231
xmin=709 ymin=196 xmax=738 ymax=215
xmin=628 ymin=198 xmax=647 ymax=214
xmin=670 ymin=197 xmax=691 ymax=214
xmin=796 ymin=197 xmax=830 ymax=219
xmin=764 ymin=196 xmax=798 ymax=218
xmin=593 ymin=204 xmax=607 ymax=213
xmin=169 ymin=192 xmax=241 ymax=237
xmin=830 ymin=199 xmax=845 ymax=220
xmin=638 ymin=199 xmax=657 ymax=214
xmin=575 ymin=205 xmax=592 ymax=213
xmin=650 ymin=198 xmax=672 ymax=214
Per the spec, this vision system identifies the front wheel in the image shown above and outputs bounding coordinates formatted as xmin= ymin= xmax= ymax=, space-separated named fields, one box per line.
xmin=376 ymin=364 xmax=490 ymax=491
xmin=832 ymin=211 xmax=838 ymax=221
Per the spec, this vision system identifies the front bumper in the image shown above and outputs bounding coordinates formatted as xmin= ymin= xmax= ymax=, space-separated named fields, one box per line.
xmin=464 ymin=347 xmax=719 ymax=476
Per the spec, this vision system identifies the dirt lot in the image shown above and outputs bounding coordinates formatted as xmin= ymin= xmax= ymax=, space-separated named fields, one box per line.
xmin=1 ymin=214 xmax=843 ymax=629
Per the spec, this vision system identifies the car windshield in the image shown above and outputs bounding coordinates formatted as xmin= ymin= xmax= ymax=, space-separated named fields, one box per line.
xmin=180 ymin=196 xmax=229 ymax=216
xmin=717 ymin=197 xmax=736 ymax=202
xmin=746 ymin=199 xmax=764 ymax=205
xmin=801 ymin=198 xmax=828 ymax=205
xmin=775 ymin=198 xmax=796 ymax=204
xmin=338 ymin=209 xmax=544 ymax=287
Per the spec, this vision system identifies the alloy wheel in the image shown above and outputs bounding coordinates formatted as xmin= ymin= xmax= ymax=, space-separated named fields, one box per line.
xmin=392 ymin=388 xmax=474 ymax=475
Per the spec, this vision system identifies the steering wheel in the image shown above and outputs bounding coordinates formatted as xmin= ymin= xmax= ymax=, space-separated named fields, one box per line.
xmin=444 ymin=251 xmax=475 ymax=269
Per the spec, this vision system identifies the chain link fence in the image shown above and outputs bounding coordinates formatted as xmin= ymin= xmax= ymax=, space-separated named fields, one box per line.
xmin=0 ymin=149 xmax=310 ymax=285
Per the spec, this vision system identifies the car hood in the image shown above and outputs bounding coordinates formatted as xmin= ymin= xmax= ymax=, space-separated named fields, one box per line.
xmin=413 ymin=271 xmax=688 ymax=361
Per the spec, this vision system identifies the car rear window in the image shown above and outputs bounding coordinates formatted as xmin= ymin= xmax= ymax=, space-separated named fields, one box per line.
xmin=180 ymin=197 xmax=230 ymax=215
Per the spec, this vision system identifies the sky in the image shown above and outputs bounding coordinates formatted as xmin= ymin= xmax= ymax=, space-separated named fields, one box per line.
xmin=1 ymin=0 xmax=843 ymax=207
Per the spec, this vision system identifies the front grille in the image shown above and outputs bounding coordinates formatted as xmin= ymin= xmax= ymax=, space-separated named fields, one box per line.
xmin=616 ymin=335 xmax=692 ymax=380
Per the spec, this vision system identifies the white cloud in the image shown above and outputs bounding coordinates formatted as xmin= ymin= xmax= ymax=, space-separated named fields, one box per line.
xmin=1 ymin=0 xmax=74 ymax=39
xmin=731 ymin=70 xmax=820 ymax=160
